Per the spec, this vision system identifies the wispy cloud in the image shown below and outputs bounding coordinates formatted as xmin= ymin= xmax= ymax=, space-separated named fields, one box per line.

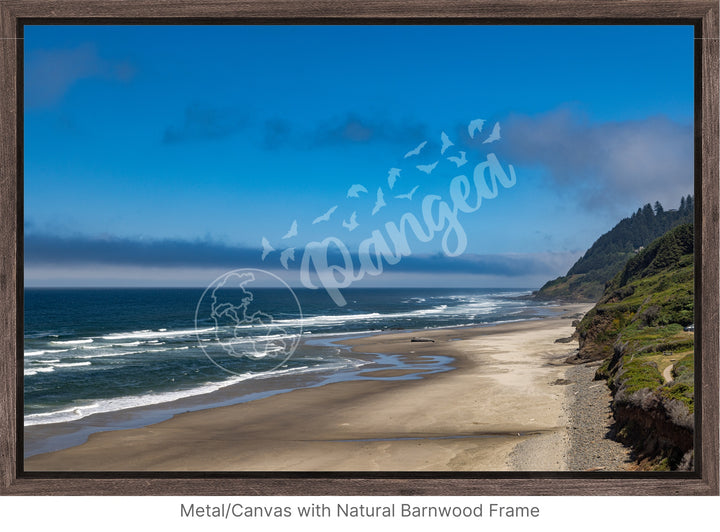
xmin=495 ymin=107 xmax=693 ymax=212
xmin=312 ymin=114 xmax=427 ymax=147
xmin=258 ymin=113 xmax=428 ymax=150
xmin=163 ymin=108 xmax=426 ymax=149
xmin=25 ymin=44 xmax=135 ymax=108
xmin=162 ymin=104 xmax=249 ymax=143
xmin=262 ymin=118 xmax=293 ymax=149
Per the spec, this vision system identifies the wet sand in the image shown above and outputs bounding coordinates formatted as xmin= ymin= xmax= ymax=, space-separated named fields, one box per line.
xmin=25 ymin=304 xmax=591 ymax=471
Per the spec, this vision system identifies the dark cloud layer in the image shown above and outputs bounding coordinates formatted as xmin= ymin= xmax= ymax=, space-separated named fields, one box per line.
xmin=25 ymin=234 xmax=266 ymax=268
xmin=25 ymin=233 xmax=560 ymax=277
xmin=351 ymin=252 xmax=558 ymax=277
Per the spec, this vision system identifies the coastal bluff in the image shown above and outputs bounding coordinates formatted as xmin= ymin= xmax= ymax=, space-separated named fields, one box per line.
xmin=566 ymin=223 xmax=695 ymax=470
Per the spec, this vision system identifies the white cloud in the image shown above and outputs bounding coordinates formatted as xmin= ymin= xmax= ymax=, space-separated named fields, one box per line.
xmin=499 ymin=107 xmax=693 ymax=213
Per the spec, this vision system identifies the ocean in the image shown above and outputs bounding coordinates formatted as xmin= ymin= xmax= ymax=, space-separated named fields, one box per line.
xmin=23 ymin=287 xmax=555 ymax=456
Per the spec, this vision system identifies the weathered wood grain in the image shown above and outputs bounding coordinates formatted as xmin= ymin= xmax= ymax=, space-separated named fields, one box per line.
xmin=0 ymin=0 xmax=19 ymax=494
xmin=0 ymin=0 xmax=718 ymax=20
xmin=697 ymin=0 xmax=719 ymax=493
xmin=0 ymin=0 xmax=717 ymax=496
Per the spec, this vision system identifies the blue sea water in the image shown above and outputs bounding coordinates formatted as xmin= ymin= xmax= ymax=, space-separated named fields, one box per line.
xmin=24 ymin=287 xmax=554 ymax=440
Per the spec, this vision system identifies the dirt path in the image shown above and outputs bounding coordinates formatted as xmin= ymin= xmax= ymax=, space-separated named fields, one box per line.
xmin=662 ymin=363 xmax=674 ymax=383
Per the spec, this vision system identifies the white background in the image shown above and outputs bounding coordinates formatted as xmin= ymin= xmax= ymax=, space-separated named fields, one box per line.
xmin=1 ymin=495 xmax=718 ymax=532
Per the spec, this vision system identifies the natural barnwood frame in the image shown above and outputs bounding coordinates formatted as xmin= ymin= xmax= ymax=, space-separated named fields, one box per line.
xmin=0 ymin=0 xmax=717 ymax=496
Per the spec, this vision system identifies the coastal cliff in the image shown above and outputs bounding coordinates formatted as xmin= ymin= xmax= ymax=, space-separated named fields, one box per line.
xmin=533 ymin=197 xmax=694 ymax=302
xmin=571 ymin=223 xmax=695 ymax=470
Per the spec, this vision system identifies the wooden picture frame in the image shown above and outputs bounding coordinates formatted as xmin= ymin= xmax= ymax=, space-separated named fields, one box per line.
xmin=1 ymin=0 xmax=717 ymax=495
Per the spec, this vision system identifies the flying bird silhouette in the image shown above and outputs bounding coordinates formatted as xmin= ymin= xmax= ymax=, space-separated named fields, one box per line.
xmin=372 ymin=187 xmax=386 ymax=216
xmin=404 ymin=141 xmax=427 ymax=158
xmin=387 ymin=168 xmax=401 ymax=189
xmin=447 ymin=151 xmax=467 ymax=167
xmin=280 ymin=247 xmax=295 ymax=269
xmin=342 ymin=211 xmax=359 ymax=231
xmin=440 ymin=131 xmax=454 ymax=155
xmin=282 ymin=219 xmax=298 ymax=239
xmin=416 ymin=161 xmax=438 ymax=174
xmin=312 ymin=205 xmax=338 ymax=224
xmin=468 ymin=118 xmax=485 ymax=139
xmin=483 ymin=122 xmax=501 ymax=144
xmin=395 ymin=185 xmax=419 ymax=200
xmin=261 ymin=237 xmax=275 ymax=261
xmin=346 ymin=184 xmax=368 ymax=198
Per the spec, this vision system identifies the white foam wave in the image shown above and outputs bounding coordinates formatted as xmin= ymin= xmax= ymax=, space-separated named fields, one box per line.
xmin=24 ymin=366 xmax=55 ymax=376
xmin=488 ymin=290 xmax=532 ymax=298
xmin=51 ymin=338 xmax=93 ymax=345
xmin=75 ymin=350 xmax=145 ymax=359
xmin=271 ymin=305 xmax=454 ymax=329
xmin=103 ymin=327 xmax=214 ymax=341
xmin=74 ymin=346 xmax=186 ymax=359
xmin=25 ymin=349 xmax=70 ymax=357
xmin=24 ymin=361 xmax=348 ymax=426
xmin=53 ymin=361 xmax=91 ymax=368
xmin=302 ymin=329 xmax=382 ymax=339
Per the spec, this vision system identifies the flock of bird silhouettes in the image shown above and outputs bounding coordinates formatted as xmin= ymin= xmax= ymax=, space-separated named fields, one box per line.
xmin=261 ymin=119 xmax=501 ymax=269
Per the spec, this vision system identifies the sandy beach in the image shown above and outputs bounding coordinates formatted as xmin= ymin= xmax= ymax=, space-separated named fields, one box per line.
xmin=25 ymin=304 xmax=595 ymax=472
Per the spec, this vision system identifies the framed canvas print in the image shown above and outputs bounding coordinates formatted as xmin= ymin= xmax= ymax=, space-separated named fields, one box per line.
xmin=0 ymin=0 xmax=717 ymax=496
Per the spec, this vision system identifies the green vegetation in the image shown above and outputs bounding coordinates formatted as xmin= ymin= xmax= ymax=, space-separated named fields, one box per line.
xmin=663 ymin=352 xmax=695 ymax=413
xmin=534 ymin=196 xmax=694 ymax=302
xmin=575 ymin=223 xmax=695 ymax=470
xmin=576 ymin=223 xmax=694 ymax=361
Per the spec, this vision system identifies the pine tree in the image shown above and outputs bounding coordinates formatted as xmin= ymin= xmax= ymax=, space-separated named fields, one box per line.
xmin=685 ymin=195 xmax=694 ymax=214
xmin=535 ymin=195 xmax=695 ymax=301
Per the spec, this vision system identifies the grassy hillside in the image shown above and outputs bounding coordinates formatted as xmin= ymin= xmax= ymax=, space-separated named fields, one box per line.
xmin=572 ymin=223 xmax=695 ymax=470
xmin=533 ymin=197 xmax=694 ymax=302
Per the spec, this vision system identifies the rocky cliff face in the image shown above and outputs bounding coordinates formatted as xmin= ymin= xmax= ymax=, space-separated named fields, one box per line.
xmin=597 ymin=340 xmax=694 ymax=470
xmin=612 ymin=401 xmax=693 ymax=470
xmin=571 ymin=224 xmax=695 ymax=470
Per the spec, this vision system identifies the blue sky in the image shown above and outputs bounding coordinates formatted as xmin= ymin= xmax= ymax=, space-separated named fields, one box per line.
xmin=24 ymin=24 xmax=694 ymax=289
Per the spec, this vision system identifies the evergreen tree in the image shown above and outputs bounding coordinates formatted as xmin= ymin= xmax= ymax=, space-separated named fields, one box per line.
xmin=685 ymin=195 xmax=694 ymax=214
xmin=535 ymin=195 xmax=694 ymax=301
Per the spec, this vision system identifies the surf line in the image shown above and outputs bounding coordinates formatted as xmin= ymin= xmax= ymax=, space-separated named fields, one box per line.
xmin=300 ymin=153 xmax=517 ymax=306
